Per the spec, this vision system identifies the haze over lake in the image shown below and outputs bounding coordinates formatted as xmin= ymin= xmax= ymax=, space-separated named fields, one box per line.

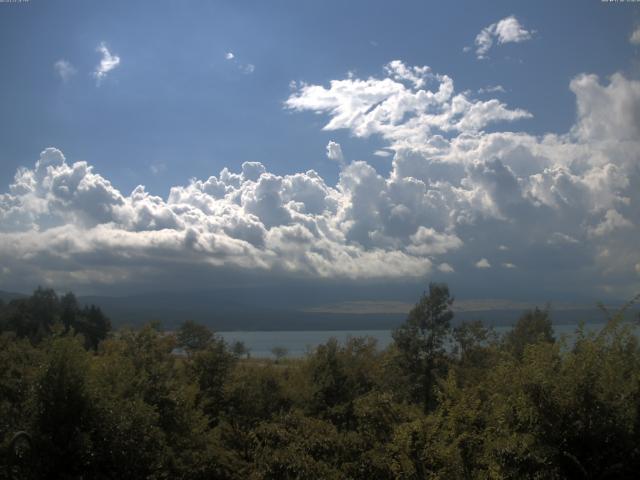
xmin=219 ymin=323 xmax=621 ymax=358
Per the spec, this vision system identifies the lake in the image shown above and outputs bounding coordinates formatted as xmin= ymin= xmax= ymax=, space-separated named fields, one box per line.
xmin=219 ymin=323 xmax=614 ymax=358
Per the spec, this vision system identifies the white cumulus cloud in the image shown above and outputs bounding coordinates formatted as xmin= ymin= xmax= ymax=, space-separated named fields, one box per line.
xmin=373 ymin=149 xmax=392 ymax=157
xmin=478 ymin=85 xmax=506 ymax=94
xmin=438 ymin=262 xmax=455 ymax=273
xmin=588 ymin=209 xmax=633 ymax=237
xmin=475 ymin=258 xmax=491 ymax=269
xmin=286 ymin=60 xmax=531 ymax=151
xmin=224 ymin=51 xmax=255 ymax=74
xmin=93 ymin=42 xmax=120 ymax=85
xmin=0 ymin=147 xmax=438 ymax=290
xmin=54 ymin=60 xmax=76 ymax=82
xmin=472 ymin=16 xmax=533 ymax=59
xmin=326 ymin=141 xmax=344 ymax=163
xmin=379 ymin=65 xmax=636 ymax=285
xmin=2 ymin=61 xmax=640 ymax=299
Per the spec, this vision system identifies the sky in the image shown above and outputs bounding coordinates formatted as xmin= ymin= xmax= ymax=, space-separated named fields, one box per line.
xmin=0 ymin=0 xmax=639 ymax=306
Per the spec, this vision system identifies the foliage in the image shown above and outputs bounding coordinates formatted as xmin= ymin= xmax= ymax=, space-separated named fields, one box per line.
xmin=503 ymin=306 xmax=554 ymax=359
xmin=231 ymin=340 xmax=250 ymax=358
xmin=392 ymin=282 xmax=454 ymax=411
xmin=270 ymin=346 xmax=288 ymax=362
xmin=177 ymin=319 xmax=214 ymax=353
xmin=0 ymin=287 xmax=110 ymax=349
xmin=1 ymin=285 xmax=640 ymax=479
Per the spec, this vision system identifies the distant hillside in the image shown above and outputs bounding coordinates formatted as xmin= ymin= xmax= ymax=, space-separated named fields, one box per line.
xmin=0 ymin=290 xmax=27 ymax=303
xmin=75 ymin=291 xmax=637 ymax=332
xmin=3 ymin=286 xmax=635 ymax=331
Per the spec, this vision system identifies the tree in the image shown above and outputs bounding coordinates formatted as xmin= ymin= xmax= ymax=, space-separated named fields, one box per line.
xmin=0 ymin=289 xmax=110 ymax=349
xmin=392 ymin=282 xmax=454 ymax=411
xmin=231 ymin=340 xmax=250 ymax=359
xmin=177 ymin=320 xmax=213 ymax=353
xmin=3 ymin=287 xmax=59 ymax=343
xmin=305 ymin=337 xmax=381 ymax=429
xmin=30 ymin=335 xmax=95 ymax=478
xmin=271 ymin=346 xmax=288 ymax=363
xmin=250 ymin=412 xmax=344 ymax=480
xmin=59 ymin=292 xmax=78 ymax=331
xmin=27 ymin=287 xmax=59 ymax=335
xmin=0 ymin=333 xmax=41 ymax=477
xmin=57 ymin=291 xmax=112 ymax=350
xmin=190 ymin=337 xmax=237 ymax=424
xmin=503 ymin=307 xmax=554 ymax=359
xmin=218 ymin=363 xmax=292 ymax=470
xmin=75 ymin=304 xmax=111 ymax=350
xmin=99 ymin=324 xmax=221 ymax=478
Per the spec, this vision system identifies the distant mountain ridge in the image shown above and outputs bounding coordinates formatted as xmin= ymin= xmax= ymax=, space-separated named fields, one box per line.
xmin=2 ymin=288 xmax=635 ymax=332
xmin=0 ymin=290 xmax=27 ymax=303
xmin=75 ymin=292 xmax=632 ymax=332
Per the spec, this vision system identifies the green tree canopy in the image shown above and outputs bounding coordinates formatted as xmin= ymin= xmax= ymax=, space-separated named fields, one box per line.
xmin=392 ymin=282 xmax=454 ymax=411
xmin=504 ymin=306 xmax=554 ymax=358
xmin=176 ymin=320 xmax=214 ymax=352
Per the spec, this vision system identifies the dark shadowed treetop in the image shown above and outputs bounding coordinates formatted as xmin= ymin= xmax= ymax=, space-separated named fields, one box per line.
xmin=392 ymin=282 xmax=454 ymax=411
xmin=231 ymin=340 xmax=250 ymax=358
xmin=393 ymin=282 xmax=454 ymax=357
xmin=453 ymin=319 xmax=497 ymax=361
xmin=504 ymin=306 xmax=554 ymax=358
xmin=0 ymin=287 xmax=110 ymax=349
xmin=271 ymin=346 xmax=288 ymax=363
xmin=176 ymin=320 xmax=214 ymax=352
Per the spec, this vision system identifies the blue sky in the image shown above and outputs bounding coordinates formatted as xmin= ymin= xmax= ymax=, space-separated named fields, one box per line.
xmin=1 ymin=0 xmax=639 ymax=305
xmin=1 ymin=0 xmax=636 ymax=191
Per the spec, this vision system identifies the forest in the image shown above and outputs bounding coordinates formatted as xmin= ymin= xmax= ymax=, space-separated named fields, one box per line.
xmin=1 ymin=284 xmax=639 ymax=479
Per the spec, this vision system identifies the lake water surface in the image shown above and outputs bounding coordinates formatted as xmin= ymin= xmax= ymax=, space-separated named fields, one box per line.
xmin=219 ymin=323 xmax=613 ymax=358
